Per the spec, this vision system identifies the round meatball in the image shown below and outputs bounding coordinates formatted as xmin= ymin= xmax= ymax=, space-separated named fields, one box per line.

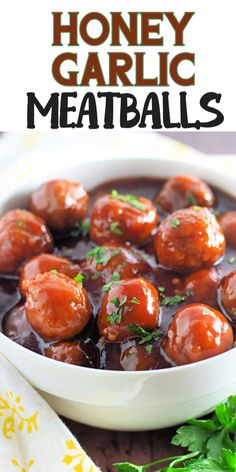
xmin=176 ymin=268 xmax=221 ymax=306
xmin=0 ymin=209 xmax=53 ymax=274
xmin=156 ymin=175 xmax=215 ymax=213
xmin=97 ymin=277 xmax=159 ymax=341
xmin=29 ymin=179 xmax=89 ymax=232
xmin=20 ymin=254 xmax=81 ymax=295
xmin=23 ymin=272 xmax=91 ymax=341
xmin=220 ymin=270 xmax=236 ymax=321
xmin=162 ymin=303 xmax=233 ymax=365
xmin=45 ymin=339 xmax=97 ymax=367
xmin=90 ymin=192 xmax=158 ymax=245
xmin=3 ymin=304 xmax=41 ymax=354
xmin=219 ymin=212 xmax=236 ymax=247
xmin=154 ymin=207 xmax=225 ymax=273
xmin=81 ymin=243 xmax=149 ymax=286
xmin=120 ymin=339 xmax=169 ymax=371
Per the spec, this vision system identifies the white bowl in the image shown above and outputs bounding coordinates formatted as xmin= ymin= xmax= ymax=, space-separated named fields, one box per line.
xmin=0 ymin=156 xmax=236 ymax=432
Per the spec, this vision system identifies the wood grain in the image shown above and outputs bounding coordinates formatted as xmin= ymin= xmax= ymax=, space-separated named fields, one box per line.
xmin=63 ymin=418 xmax=183 ymax=471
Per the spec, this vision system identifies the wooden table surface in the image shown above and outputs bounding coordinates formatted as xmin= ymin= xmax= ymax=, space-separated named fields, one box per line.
xmin=63 ymin=419 xmax=182 ymax=471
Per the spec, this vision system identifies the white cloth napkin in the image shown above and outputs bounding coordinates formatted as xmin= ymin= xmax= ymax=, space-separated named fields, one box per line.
xmin=0 ymin=353 xmax=100 ymax=472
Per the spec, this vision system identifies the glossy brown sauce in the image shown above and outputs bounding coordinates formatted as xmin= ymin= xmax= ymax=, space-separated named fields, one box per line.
xmin=1 ymin=177 xmax=236 ymax=371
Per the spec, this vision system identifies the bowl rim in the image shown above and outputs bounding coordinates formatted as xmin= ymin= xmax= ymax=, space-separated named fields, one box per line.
xmin=1 ymin=154 xmax=235 ymax=378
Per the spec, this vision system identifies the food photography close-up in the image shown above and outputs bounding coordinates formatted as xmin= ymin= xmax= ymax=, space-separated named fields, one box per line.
xmin=0 ymin=131 xmax=235 ymax=471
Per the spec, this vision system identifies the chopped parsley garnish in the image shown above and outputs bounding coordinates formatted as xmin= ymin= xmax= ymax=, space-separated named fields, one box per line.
xmin=228 ymin=256 xmax=236 ymax=264
xmin=161 ymin=294 xmax=185 ymax=307
xmin=202 ymin=310 xmax=209 ymax=315
xmin=74 ymin=273 xmax=84 ymax=283
xmin=145 ymin=344 xmax=153 ymax=354
xmin=102 ymin=272 xmax=121 ymax=292
xmin=172 ymin=219 xmax=181 ymax=229
xmin=107 ymin=295 xmax=127 ymax=324
xmin=110 ymin=221 xmax=123 ymax=235
xmin=110 ymin=189 xmax=145 ymax=210
xmin=128 ymin=325 xmax=160 ymax=345
xmin=50 ymin=269 xmax=58 ymax=275
xmin=86 ymin=246 xmax=122 ymax=265
xmin=71 ymin=219 xmax=90 ymax=238
xmin=193 ymin=205 xmax=200 ymax=212
xmin=158 ymin=286 xmax=165 ymax=293
xmin=142 ymin=287 xmax=148 ymax=295
xmin=92 ymin=271 xmax=100 ymax=280
xmin=131 ymin=297 xmax=141 ymax=305
xmin=186 ymin=191 xmax=196 ymax=205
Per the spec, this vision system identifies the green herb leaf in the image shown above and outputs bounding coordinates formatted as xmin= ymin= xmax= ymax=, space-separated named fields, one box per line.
xmin=50 ymin=269 xmax=58 ymax=275
xmin=110 ymin=221 xmax=123 ymax=235
xmin=110 ymin=189 xmax=145 ymax=210
xmin=102 ymin=272 xmax=121 ymax=292
xmin=74 ymin=273 xmax=84 ymax=283
xmin=172 ymin=219 xmax=181 ymax=229
xmin=228 ymin=256 xmax=236 ymax=264
xmin=86 ymin=246 xmax=122 ymax=265
xmin=107 ymin=296 xmax=127 ymax=324
xmin=145 ymin=344 xmax=153 ymax=353
xmin=142 ymin=287 xmax=148 ymax=295
xmin=186 ymin=192 xmax=197 ymax=206
xmin=158 ymin=286 xmax=165 ymax=293
xmin=128 ymin=325 xmax=160 ymax=345
xmin=131 ymin=297 xmax=141 ymax=305
xmin=161 ymin=294 xmax=185 ymax=307
xmin=71 ymin=219 xmax=90 ymax=238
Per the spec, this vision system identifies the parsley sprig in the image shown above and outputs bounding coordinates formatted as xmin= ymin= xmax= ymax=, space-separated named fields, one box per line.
xmin=103 ymin=272 xmax=121 ymax=292
xmin=107 ymin=295 xmax=127 ymax=324
xmin=70 ymin=219 xmax=90 ymax=238
xmin=110 ymin=221 xmax=123 ymax=235
xmin=127 ymin=325 xmax=161 ymax=352
xmin=86 ymin=246 xmax=121 ymax=265
xmin=110 ymin=189 xmax=145 ymax=210
xmin=113 ymin=395 xmax=236 ymax=472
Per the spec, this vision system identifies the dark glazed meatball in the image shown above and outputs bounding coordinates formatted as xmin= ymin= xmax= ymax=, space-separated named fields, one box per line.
xmin=45 ymin=339 xmax=97 ymax=367
xmin=29 ymin=179 xmax=89 ymax=232
xmin=81 ymin=243 xmax=149 ymax=285
xmin=97 ymin=277 xmax=159 ymax=341
xmin=154 ymin=207 xmax=225 ymax=273
xmin=0 ymin=209 xmax=53 ymax=273
xmin=219 ymin=212 xmax=236 ymax=247
xmin=177 ymin=268 xmax=221 ymax=306
xmin=90 ymin=191 xmax=158 ymax=245
xmin=20 ymin=254 xmax=81 ymax=295
xmin=120 ymin=339 xmax=168 ymax=371
xmin=162 ymin=303 xmax=233 ymax=365
xmin=156 ymin=175 xmax=215 ymax=213
xmin=220 ymin=270 xmax=236 ymax=321
xmin=23 ymin=272 xmax=91 ymax=341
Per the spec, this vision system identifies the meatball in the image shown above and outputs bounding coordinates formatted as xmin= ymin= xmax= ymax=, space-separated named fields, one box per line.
xmin=81 ymin=243 xmax=149 ymax=286
xmin=220 ymin=270 xmax=236 ymax=321
xmin=3 ymin=304 xmax=41 ymax=354
xmin=154 ymin=207 xmax=225 ymax=273
xmin=219 ymin=212 xmax=236 ymax=247
xmin=45 ymin=339 xmax=97 ymax=367
xmin=176 ymin=268 xmax=221 ymax=306
xmin=0 ymin=209 xmax=53 ymax=274
xmin=23 ymin=272 xmax=91 ymax=341
xmin=156 ymin=175 xmax=215 ymax=213
xmin=29 ymin=179 xmax=89 ymax=232
xmin=97 ymin=277 xmax=159 ymax=341
xmin=120 ymin=339 xmax=169 ymax=371
xmin=20 ymin=254 xmax=81 ymax=295
xmin=162 ymin=303 xmax=233 ymax=365
xmin=90 ymin=191 xmax=158 ymax=245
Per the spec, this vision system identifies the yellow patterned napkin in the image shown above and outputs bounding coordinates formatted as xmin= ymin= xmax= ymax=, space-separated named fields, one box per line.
xmin=0 ymin=353 xmax=100 ymax=472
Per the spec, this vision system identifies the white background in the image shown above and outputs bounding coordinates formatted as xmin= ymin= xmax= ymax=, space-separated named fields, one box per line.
xmin=0 ymin=0 xmax=235 ymax=131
